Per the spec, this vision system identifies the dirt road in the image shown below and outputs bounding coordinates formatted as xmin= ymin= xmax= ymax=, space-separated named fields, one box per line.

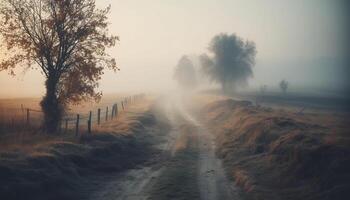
xmin=89 ymin=97 xmax=242 ymax=200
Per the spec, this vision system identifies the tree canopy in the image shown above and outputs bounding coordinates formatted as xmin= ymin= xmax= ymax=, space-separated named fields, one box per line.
xmin=280 ymin=79 xmax=289 ymax=94
xmin=0 ymin=0 xmax=118 ymax=132
xmin=173 ymin=55 xmax=197 ymax=90
xmin=200 ymin=33 xmax=256 ymax=93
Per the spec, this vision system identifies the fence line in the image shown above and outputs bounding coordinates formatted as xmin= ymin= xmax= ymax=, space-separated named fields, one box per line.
xmin=17 ymin=94 xmax=145 ymax=136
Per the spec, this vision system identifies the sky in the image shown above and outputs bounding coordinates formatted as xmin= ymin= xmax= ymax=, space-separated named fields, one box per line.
xmin=0 ymin=0 xmax=348 ymax=98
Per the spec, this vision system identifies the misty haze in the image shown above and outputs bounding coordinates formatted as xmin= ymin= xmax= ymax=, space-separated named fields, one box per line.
xmin=0 ymin=0 xmax=349 ymax=200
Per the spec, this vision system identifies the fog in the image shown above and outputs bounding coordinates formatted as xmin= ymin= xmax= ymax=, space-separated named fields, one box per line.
xmin=0 ymin=0 xmax=349 ymax=98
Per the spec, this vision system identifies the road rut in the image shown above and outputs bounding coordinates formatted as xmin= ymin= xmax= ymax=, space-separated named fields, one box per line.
xmin=89 ymin=98 xmax=242 ymax=200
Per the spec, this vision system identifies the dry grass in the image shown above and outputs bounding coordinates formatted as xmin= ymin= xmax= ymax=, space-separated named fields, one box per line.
xmin=0 ymin=93 xmax=132 ymax=126
xmin=0 ymin=95 xmax=157 ymax=200
xmin=202 ymin=99 xmax=350 ymax=200
xmin=0 ymin=94 xmax=151 ymax=152
xmin=189 ymin=93 xmax=228 ymax=109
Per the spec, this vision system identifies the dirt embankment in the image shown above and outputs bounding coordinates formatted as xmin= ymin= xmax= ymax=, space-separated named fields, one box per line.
xmin=0 ymin=107 xmax=163 ymax=200
xmin=202 ymin=99 xmax=350 ymax=200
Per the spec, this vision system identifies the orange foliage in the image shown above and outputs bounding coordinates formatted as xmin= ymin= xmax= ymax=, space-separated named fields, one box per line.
xmin=0 ymin=0 xmax=119 ymax=104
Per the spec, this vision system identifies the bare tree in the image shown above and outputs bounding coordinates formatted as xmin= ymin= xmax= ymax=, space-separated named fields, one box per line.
xmin=0 ymin=0 xmax=119 ymax=133
xmin=279 ymin=79 xmax=289 ymax=94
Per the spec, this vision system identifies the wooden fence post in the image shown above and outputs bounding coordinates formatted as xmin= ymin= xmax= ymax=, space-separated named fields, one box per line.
xmin=75 ymin=114 xmax=80 ymax=136
xmin=65 ymin=119 xmax=68 ymax=133
xmin=88 ymin=111 xmax=92 ymax=134
xmin=59 ymin=120 xmax=62 ymax=134
xmin=112 ymin=104 xmax=116 ymax=118
xmin=97 ymin=108 xmax=101 ymax=125
xmin=114 ymin=104 xmax=117 ymax=117
xmin=111 ymin=105 xmax=114 ymax=119
xmin=105 ymin=106 xmax=108 ymax=121
xmin=26 ymin=109 xmax=30 ymax=126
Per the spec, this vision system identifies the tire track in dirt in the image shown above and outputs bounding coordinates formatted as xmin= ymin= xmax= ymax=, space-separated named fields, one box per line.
xmin=148 ymin=100 xmax=242 ymax=200
xmin=88 ymin=100 xmax=182 ymax=200
xmin=89 ymin=98 xmax=242 ymax=200
xmin=177 ymin=103 xmax=242 ymax=200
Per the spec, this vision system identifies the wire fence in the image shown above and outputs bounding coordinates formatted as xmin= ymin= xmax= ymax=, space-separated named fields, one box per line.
xmin=0 ymin=94 xmax=145 ymax=136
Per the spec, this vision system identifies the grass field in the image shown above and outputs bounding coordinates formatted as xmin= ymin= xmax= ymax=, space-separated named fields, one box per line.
xmin=201 ymin=98 xmax=350 ymax=200
xmin=0 ymin=94 xmax=157 ymax=200
xmin=0 ymin=93 xmax=148 ymax=152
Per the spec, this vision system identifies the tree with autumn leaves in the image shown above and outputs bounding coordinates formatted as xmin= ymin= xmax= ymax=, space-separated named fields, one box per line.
xmin=0 ymin=0 xmax=119 ymax=133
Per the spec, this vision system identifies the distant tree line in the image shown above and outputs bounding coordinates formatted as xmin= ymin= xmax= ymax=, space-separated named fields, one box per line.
xmin=173 ymin=33 xmax=257 ymax=94
xmin=173 ymin=33 xmax=293 ymax=96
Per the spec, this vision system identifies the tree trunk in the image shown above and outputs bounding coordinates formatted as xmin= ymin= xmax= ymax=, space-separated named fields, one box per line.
xmin=40 ymin=74 xmax=62 ymax=133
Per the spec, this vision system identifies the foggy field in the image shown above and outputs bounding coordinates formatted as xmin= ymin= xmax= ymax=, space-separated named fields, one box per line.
xmin=0 ymin=93 xmax=133 ymax=116
xmin=0 ymin=94 xmax=146 ymax=151
xmin=0 ymin=96 xmax=157 ymax=199
xmin=238 ymin=92 xmax=350 ymax=113
xmin=0 ymin=93 xmax=349 ymax=200
xmin=0 ymin=94 xmax=133 ymax=129
xmin=1 ymin=0 xmax=349 ymax=200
